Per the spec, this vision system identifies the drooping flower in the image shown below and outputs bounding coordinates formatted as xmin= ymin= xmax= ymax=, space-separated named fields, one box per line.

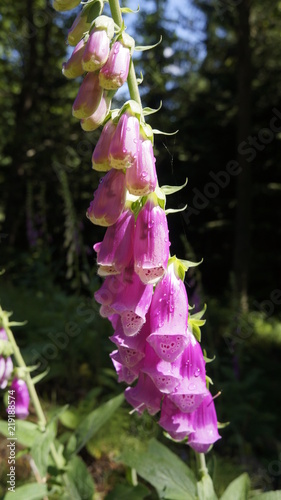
xmin=158 ymin=397 xmax=195 ymax=441
xmin=53 ymin=0 xmax=81 ymax=12
xmin=72 ymin=72 xmax=103 ymax=119
xmin=125 ymin=372 xmax=163 ymax=415
xmin=110 ymin=350 xmax=138 ymax=384
xmin=81 ymin=93 xmax=111 ymax=131
xmin=86 ymin=169 xmax=126 ymax=226
xmin=9 ymin=378 xmax=30 ymax=420
xmin=94 ymin=208 xmax=135 ymax=275
xmin=0 ymin=328 xmax=13 ymax=390
xmin=67 ymin=11 xmax=91 ymax=46
xmin=62 ymin=38 xmax=86 ymax=79
xmin=187 ymin=391 xmax=221 ymax=453
xmin=109 ymin=112 xmax=140 ymax=170
xmin=82 ymin=16 xmax=114 ymax=72
xmin=134 ymin=195 xmax=170 ymax=285
xmin=141 ymin=341 xmax=181 ymax=394
xmin=125 ymin=139 xmax=157 ymax=196
xmin=92 ymin=119 xmax=116 ymax=171
xmin=99 ymin=40 xmax=131 ymax=90
xmin=146 ymin=259 xmax=189 ymax=361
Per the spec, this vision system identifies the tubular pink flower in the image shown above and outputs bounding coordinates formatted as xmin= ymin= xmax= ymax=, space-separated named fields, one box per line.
xmin=146 ymin=261 xmax=189 ymax=361
xmin=110 ymin=316 xmax=149 ymax=352
xmin=94 ymin=208 xmax=135 ymax=276
xmin=159 ymin=397 xmax=195 ymax=441
xmin=168 ymin=330 xmax=208 ymax=413
xmin=0 ymin=328 xmax=13 ymax=390
xmin=142 ymin=342 xmax=181 ymax=394
xmin=92 ymin=119 xmax=116 ymax=171
xmin=62 ymin=38 xmax=86 ymax=79
xmin=126 ymin=139 xmax=157 ymax=196
xmin=99 ymin=41 xmax=130 ymax=90
xmin=86 ymin=169 xmax=126 ymax=226
xmin=72 ymin=72 xmax=103 ymax=119
xmin=110 ymin=350 xmax=138 ymax=384
xmin=67 ymin=12 xmax=91 ymax=46
xmin=53 ymin=0 xmax=81 ymax=12
xmin=134 ymin=196 xmax=170 ymax=285
xmin=9 ymin=378 xmax=30 ymax=420
xmin=187 ymin=392 xmax=221 ymax=453
xmin=81 ymin=93 xmax=111 ymax=132
xmin=125 ymin=372 xmax=163 ymax=415
xmin=82 ymin=30 xmax=110 ymax=72
xmin=109 ymin=113 xmax=140 ymax=170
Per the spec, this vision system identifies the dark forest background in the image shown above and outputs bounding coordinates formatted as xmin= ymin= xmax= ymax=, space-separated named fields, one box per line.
xmin=0 ymin=0 xmax=281 ymax=496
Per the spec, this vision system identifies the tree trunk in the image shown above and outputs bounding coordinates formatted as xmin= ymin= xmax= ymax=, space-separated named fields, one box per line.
xmin=233 ymin=0 xmax=252 ymax=312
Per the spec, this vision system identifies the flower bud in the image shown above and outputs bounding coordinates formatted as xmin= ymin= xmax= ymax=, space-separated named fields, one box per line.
xmin=81 ymin=93 xmax=111 ymax=131
xmin=62 ymin=38 xmax=86 ymax=79
xmin=72 ymin=72 xmax=103 ymax=119
xmin=53 ymin=0 xmax=81 ymax=12
xmin=109 ymin=112 xmax=140 ymax=169
xmin=9 ymin=378 xmax=30 ymax=420
xmin=99 ymin=41 xmax=130 ymax=90
xmin=86 ymin=169 xmax=126 ymax=226
xmin=92 ymin=119 xmax=116 ymax=171
xmin=67 ymin=11 xmax=91 ymax=46
xmin=134 ymin=196 xmax=170 ymax=284
xmin=0 ymin=329 xmax=13 ymax=390
xmin=126 ymin=139 xmax=157 ymax=196
xmin=82 ymin=26 xmax=112 ymax=72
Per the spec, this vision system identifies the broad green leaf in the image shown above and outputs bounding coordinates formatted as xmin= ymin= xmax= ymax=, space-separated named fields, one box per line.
xmin=120 ymin=438 xmax=196 ymax=500
xmin=220 ymin=473 xmax=250 ymax=500
xmin=256 ymin=493 xmax=281 ymax=500
xmin=106 ymin=483 xmax=150 ymax=500
xmin=197 ymin=473 xmax=218 ymax=500
xmin=59 ymin=408 xmax=81 ymax=430
xmin=63 ymin=455 xmax=95 ymax=500
xmin=4 ymin=483 xmax=48 ymax=500
xmin=30 ymin=421 xmax=57 ymax=477
xmin=67 ymin=393 xmax=124 ymax=455
xmin=0 ymin=420 xmax=41 ymax=448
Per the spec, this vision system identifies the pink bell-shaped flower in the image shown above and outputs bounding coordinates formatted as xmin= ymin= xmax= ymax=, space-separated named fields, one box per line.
xmin=147 ymin=260 xmax=189 ymax=362
xmin=92 ymin=119 xmax=116 ymax=171
xmin=125 ymin=372 xmax=163 ymax=415
xmin=158 ymin=397 xmax=195 ymax=441
xmin=134 ymin=195 xmax=170 ymax=285
xmin=81 ymin=93 xmax=111 ymax=132
xmin=0 ymin=329 xmax=13 ymax=390
xmin=142 ymin=342 xmax=181 ymax=394
xmin=82 ymin=30 xmax=110 ymax=72
xmin=187 ymin=391 xmax=221 ymax=453
xmin=62 ymin=38 xmax=86 ymax=79
xmin=9 ymin=378 xmax=30 ymax=420
xmin=67 ymin=11 xmax=91 ymax=46
xmin=110 ymin=350 xmax=138 ymax=384
xmin=126 ymin=139 xmax=157 ymax=196
xmin=109 ymin=113 xmax=140 ymax=170
xmin=86 ymin=169 xmax=126 ymax=227
xmin=110 ymin=316 xmax=149 ymax=353
xmin=99 ymin=41 xmax=130 ymax=90
xmin=94 ymin=208 xmax=135 ymax=276
xmin=53 ymin=0 xmax=81 ymax=12
xmin=168 ymin=330 xmax=209 ymax=413
xmin=72 ymin=72 xmax=103 ymax=119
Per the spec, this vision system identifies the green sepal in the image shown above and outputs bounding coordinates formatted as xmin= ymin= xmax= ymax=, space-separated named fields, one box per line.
xmin=82 ymin=0 xmax=103 ymax=23
xmin=120 ymin=6 xmax=140 ymax=14
xmin=155 ymin=184 xmax=166 ymax=210
xmin=140 ymin=122 xmax=154 ymax=143
xmin=165 ymin=204 xmax=187 ymax=215
xmin=181 ymin=257 xmax=203 ymax=270
xmin=118 ymin=99 xmax=142 ymax=119
xmin=143 ymin=101 xmax=162 ymax=116
xmin=163 ymin=431 xmax=188 ymax=444
xmin=191 ymin=304 xmax=207 ymax=320
xmin=206 ymin=375 xmax=214 ymax=388
xmin=8 ymin=320 xmax=27 ymax=327
xmin=153 ymin=128 xmax=179 ymax=136
xmin=167 ymin=255 xmax=187 ymax=282
xmin=189 ymin=321 xmax=202 ymax=342
xmin=0 ymin=339 xmax=13 ymax=356
xmin=203 ymin=349 xmax=216 ymax=364
xmin=161 ymin=178 xmax=188 ymax=195
xmin=135 ymin=35 xmax=162 ymax=51
xmin=136 ymin=71 xmax=144 ymax=85
xmin=31 ymin=367 xmax=50 ymax=385
xmin=217 ymin=420 xmax=230 ymax=429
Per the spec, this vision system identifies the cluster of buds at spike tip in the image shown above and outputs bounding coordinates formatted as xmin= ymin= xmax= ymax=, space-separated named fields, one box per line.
xmin=57 ymin=0 xmax=221 ymax=453
xmin=0 ymin=328 xmax=13 ymax=389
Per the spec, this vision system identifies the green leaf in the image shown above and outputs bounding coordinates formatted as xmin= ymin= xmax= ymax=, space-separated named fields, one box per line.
xmin=220 ymin=473 xmax=250 ymax=500
xmin=106 ymin=483 xmax=150 ymax=500
xmin=30 ymin=421 xmax=57 ymax=477
xmin=67 ymin=393 xmax=124 ymax=456
xmin=197 ymin=473 xmax=218 ymax=500
xmin=4 ymin=483 xmax=48 ymax=500
xmin=256 ymin=493 xmax=281 ymax=499
xmin=161 ymin=178 xmax=188 ymax=195
xmin=59 ymin=408 xmax=81 ymax=430
xmin=135 ymin=36 xmax=163 ymax=51
xmin=0 ymin=420 xmax=41 ymax=448
xmin=120 ymin=438 xmax=197 ymax=500
xmin=63 ymin=455 xmax=95 ymax=500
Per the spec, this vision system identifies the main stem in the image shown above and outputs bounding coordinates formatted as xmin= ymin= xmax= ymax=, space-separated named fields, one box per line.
xmin=108 ymin=0 xmax=142 ymax=108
